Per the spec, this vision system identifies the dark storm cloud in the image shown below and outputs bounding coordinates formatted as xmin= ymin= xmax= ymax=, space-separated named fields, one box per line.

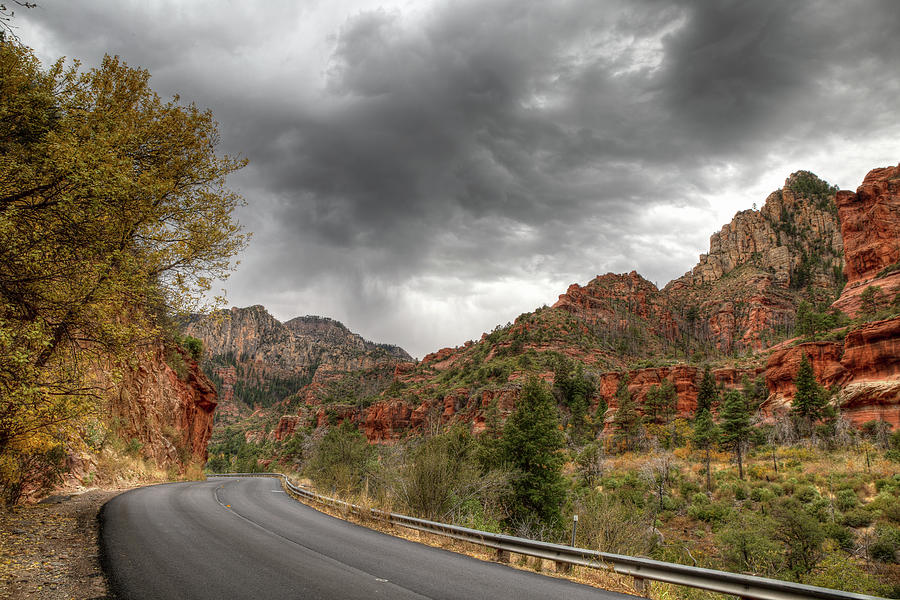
xmin=18 ymin=0 xmax=900 ymax=356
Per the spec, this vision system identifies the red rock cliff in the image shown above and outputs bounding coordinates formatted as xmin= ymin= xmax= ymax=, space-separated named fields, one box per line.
xmin=111 ymin=343 xmax=217 ymax=465
xmin=836 ymin=165 xmax=900 ymax=284
xmin=832 ymin=164 xmax=900 ymax=317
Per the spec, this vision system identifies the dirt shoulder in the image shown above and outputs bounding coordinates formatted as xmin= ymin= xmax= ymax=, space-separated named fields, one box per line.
xmin=0 ymin=488 xmax=131 ymax=600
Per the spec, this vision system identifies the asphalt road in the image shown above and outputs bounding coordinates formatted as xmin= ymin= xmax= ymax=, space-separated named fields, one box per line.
xmin=100 ymin=476 xmax=635 ymax=600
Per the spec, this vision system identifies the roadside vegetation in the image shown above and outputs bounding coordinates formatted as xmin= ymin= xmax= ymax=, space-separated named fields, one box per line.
xmin=208 ymin=369 xmax=900 ymax=598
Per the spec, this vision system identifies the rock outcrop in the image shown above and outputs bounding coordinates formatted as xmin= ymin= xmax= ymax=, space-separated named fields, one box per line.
xmin=663 ymin=172 xmax=844 ymax=352
xmin=111 ymin=343 xmax=217 ymax=465
xmin=835 ymin=165 xmax=900 ymax=285
xmin=831 ymin=164 xmax=900 ymax=317
xmin=682 ymin=173 xmax=843 ymax=288
xmin=760 ymin=317 xmax=900 ymax=426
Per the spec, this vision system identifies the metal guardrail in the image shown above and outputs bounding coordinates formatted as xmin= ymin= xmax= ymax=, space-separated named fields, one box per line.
xmin=210 ymin=473 xmax=885 ymax=600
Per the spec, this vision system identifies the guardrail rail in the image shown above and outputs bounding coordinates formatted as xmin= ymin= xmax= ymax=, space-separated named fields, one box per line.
xmin=210 ymin=472 xmax=885 ymax=600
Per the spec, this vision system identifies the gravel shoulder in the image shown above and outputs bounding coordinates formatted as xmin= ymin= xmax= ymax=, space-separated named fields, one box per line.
xmin=0 ymin=488 xmax=130 ymax=600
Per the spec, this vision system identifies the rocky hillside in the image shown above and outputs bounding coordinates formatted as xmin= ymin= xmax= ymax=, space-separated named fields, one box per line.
xmin=183 ymin=306 xmax=411 ymax=424
xmin=52 ymin=337 xmax=218 ymax=496
xmin=258 ymin=166 xmax=896 ymax=444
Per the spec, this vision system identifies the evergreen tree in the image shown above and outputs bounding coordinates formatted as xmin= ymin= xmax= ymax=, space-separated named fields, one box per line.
xmin=741 ymin=374 xmax=768 ymax=412
xmin=696 ymin=366 xmax=718 ymax=415
xmin=612 ymin=375 xmax=643 ymax=452
xmin=554 ymin=359 xmax=593 ymax=442
xmin=501 ymin=377 xmax=566 ymax=528
xmin=645 ymin=379 xmax=677 ymax=426
xmin=720 ymin=389 xmax=751 ymax=479
xmin=692 ymin=408 xmax=718 ymax=493
xmin=791 ymin=353 xmax=826 ymax=436
xmin=476 ymin=398 xmax=504 ymax=471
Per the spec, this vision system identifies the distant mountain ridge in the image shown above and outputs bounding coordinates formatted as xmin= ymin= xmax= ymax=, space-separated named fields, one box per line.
xmin=183 ymin=306 xmax=411 ymax=417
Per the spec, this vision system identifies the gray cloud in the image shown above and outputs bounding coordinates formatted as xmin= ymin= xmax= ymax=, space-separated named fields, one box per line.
xmin=17 ymin=0 xmax=900 ymax=357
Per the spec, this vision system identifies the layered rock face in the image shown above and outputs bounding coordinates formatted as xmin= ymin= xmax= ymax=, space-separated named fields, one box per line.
xmin=550 ymin=173 xmax=846 ymax=355
xmin=664 ymin=172 xmax=844 ymax=351
xmin=186 ymin=306 xmax=410 ymax=373
xmin=760 ymin=317 xmax=900 ymax=427
xmin=111 ymin=343 xmax=217 ymax=465
xmin=682 ymin=174 xmax=843 ymax=288
xmin=836 ymin=165 xmax=900 ymax=284
xmin=831 ymin=164 xmax=900 ymax=317
xmin=184 ymin=306 xmax=411 ymax=410
xmin=758 ymin=166 xmax=900 ymax=426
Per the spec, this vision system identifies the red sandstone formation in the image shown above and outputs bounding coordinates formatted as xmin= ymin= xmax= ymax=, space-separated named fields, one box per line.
xmin=841 ymin=318 xmax=900 ymax=381
xmin=363 ymin=400 xmax=414 ymax=443
xmin=272 ymin=415 xmax=303 ymax=441
xmin=760 ymin=318 xmax=900 ymax=425
xmin=112 ymin=344 xmax=217 ymax=465
xmin=836 ymin=165 xmax=900 ymax=285
xmin=598 ymin=365 xmax=758 ymax=417
xmin=832 ymin=164 xmax=900 ymax=317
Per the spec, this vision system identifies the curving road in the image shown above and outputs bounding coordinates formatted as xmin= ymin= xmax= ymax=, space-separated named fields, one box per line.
xmin=100 ymin=476 xmax=634 ymax=599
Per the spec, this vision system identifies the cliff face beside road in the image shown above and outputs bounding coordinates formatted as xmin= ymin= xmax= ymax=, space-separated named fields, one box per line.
xmin=111 ymin=343 xmax=218 ymax=465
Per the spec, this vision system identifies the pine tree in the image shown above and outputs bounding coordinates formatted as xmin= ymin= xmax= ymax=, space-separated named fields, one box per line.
xmin=791 ymin=353 xmax=826 ymax=436
xmin=720 ymin=389 xmax=751 ymax=479
xmin=692 ymin=408 xmax=718 ymax=493
xmin=696 ymin=366 xmax=718 ymax=415
xmin=656 ymin=379 xmax=678 ymax=425
xmin=501 ymin=376 xmax=566 ymax=529
xmin=612 ymin=375 xmax=643 ymax=452
xmin=645 ymin=379 xmax=678 ymax=446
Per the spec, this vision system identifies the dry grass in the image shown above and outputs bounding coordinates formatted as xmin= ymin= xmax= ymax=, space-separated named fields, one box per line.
xmin=280 ymin=478 xmax=640 ymax=597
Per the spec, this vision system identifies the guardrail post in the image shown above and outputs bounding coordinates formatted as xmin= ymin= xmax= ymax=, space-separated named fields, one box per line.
xmin=555 ymin=560 xmax=571 ymax=574
xmin=495 ymin=548 xmax=510 ymax=563
xmin=632 ymin=576 xmax=648 ymax=597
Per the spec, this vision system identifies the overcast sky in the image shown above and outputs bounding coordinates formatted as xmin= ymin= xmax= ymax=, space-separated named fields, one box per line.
xmin=17 ymin=0 xmax=900 ymax=358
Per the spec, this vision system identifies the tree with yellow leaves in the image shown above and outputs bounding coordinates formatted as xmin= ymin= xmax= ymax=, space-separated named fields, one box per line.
xmin=0 ymin=40 xmax=248 ymax=503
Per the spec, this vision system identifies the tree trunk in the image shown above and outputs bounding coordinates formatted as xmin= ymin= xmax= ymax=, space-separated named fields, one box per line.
xmin=705 ymin=448 xmax=711 ymax=493
xmin=737 ymin=444 xmax=743 ymax=480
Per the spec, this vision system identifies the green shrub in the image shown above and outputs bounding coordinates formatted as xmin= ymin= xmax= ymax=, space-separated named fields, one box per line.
xmin=870 ymin=526 xmax=900 ymax=563
xmin=807 ymin=498 xmax=832 ymax=523
xmin=124 ymin=437 xmax=143 ymax=457
xmin=822 ymin=522 xmax=855 ymax=550
xmin=717 ymin=512 xmax=782 ymax=576
xmin=751 ymin=486 xmax=776 ymax=503
xmin=181 ymin=335 xmax=203 ymax=360
xmin=688 ymin=500 xmax=733 ymax=524
xmin=771 ymin=498 xmax=825 ymax=577
xmin=804 ymin=552 xmax=890 ymax=596
xmin=304 ymin=422 xmax=376 ymax=494
xmin=835 ymin=489 xmax=858 ymax=511
xmin=842 ymin=508 xmax=873 ymax=528
xmin=795 ymin=485 xmax=819 ymax=503
xmin=867 ymin=491 xmax=900 ymax=519
xmin=390 ymin=426 xmax=510 ymax=523
xmin=679 ymin=480 xmax=700 ymax=498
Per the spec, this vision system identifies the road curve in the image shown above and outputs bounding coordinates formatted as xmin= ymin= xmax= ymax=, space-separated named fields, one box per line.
xmin=100 ymin=476 xmax=634 ymax=600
